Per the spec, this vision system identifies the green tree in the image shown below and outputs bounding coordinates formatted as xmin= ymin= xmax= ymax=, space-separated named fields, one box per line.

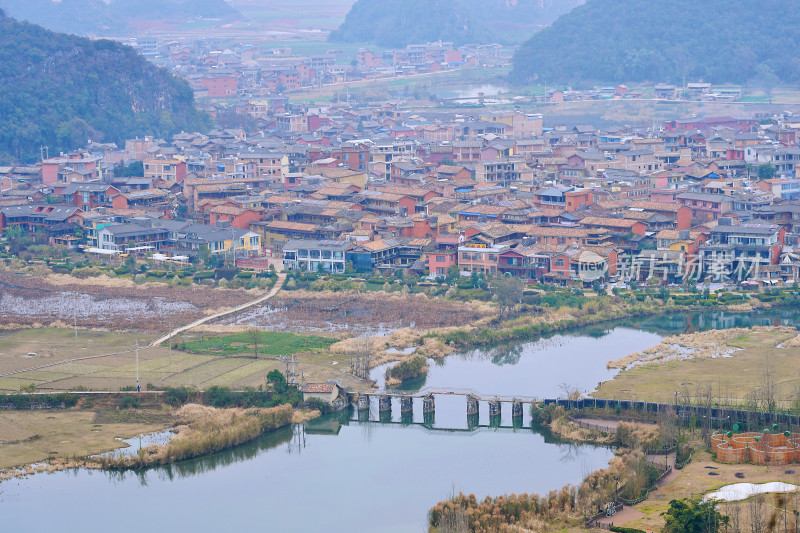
xmin=266 ymin=370 xmax=288 ymax=393
xmin=757 ymin=163 xmax=777 ymax=180
xmin=592 ymin=280 xmax=605 ymax=295
xmin=445 ymin=264 xmax=460 ymax=283
xmin=122 ymin=161 xmax=144 ymax=177
xmin=198 ymin=245 xmax=211 ymax=268
xmin=661 ymin=498 xmax=728 ymax=533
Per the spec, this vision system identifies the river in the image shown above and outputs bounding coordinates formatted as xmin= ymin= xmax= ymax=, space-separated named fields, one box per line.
xmin=2 ymin=309 xmax=799 ymax=532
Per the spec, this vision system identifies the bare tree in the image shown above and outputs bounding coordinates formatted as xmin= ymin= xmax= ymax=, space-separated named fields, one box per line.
xmin=657 ymin=407 xmax=679 ymax=446
xmin=492 ymin=276 xmax=524 ymax=317
xmin=726 ymin=501 xmax=742 ymax=533
xmin=350 ymin=337 xmax=374 ymax=380
xmin=559 ymin=382 xmax=581 ymax=401
xmin=761 ymin=354 xmax=777 ymax=413
xmin=250 ymin=328 xmax=260 ymax=359
xmin=437 ymin=508 xmax=469 ymax=533
xmin=748 ymin=494 xmax=766 ymax=533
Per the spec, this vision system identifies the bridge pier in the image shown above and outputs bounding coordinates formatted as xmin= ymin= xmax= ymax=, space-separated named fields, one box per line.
xmin=379 ymin=395 xmax=392 ymax=413
xmin=357 ymin=394 xmax=370 ymax=411
xmin=467 ymin=395 xmax=479 ymax=416
xmin=423 ymin=395 xmax=435 ymax=415
xmin=400 ymin=396 xmax=413 ymax=414
xmin=489 ymin=400 xmax=501 ymax=418
xmin=401 ymin=410 xmax=413 ymax=425
xmin=512 ymin=400 xmax=523 ymax=419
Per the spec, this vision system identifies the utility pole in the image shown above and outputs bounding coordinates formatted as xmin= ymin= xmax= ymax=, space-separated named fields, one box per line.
xmin=73 ymin=306 xmax=77 ymax=340
xmin=135 ymin=340 xmax=140 ymax=393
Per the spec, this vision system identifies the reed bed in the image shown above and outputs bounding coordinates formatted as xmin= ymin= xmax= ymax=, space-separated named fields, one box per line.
xmin=89 ymin=403 xmax=293 ymax=470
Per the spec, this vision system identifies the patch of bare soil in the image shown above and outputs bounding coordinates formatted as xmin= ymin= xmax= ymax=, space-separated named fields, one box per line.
xmin=226 ymin=290 xmax=493 ymax=334
xmin=0 ymin=272 xmax=254 ymax=333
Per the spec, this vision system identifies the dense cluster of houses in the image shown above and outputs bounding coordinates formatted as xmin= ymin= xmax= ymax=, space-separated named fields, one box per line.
xmin=136 ymin=36 xmax=510 ymax=105
xmin=4 ymin=102 xmax=800 ymax=286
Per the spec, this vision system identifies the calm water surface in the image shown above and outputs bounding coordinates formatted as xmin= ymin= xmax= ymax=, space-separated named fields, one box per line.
xmin=0 ymin=414 xmax=612 ymax=532
xmin=3 ymin=309 xmax=799 ymax=532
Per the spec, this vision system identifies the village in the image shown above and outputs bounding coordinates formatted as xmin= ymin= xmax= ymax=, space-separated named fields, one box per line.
xmin=7 ymin=3 xmax=800 ymax=531
xmin=2 ymin=100 xmax=800 ymax=288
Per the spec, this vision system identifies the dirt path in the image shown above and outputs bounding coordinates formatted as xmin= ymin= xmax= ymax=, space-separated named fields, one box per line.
xmin=148 ymin=273 xmax=286 ymax=348
xmin=597 ymin=506 xmax=646 ymax=528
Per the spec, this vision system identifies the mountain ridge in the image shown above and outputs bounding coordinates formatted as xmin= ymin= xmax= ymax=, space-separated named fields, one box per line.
xmin=510 ymin=0 xmax=800 ymax=85
xmin=329 ymin=0 xmax=584 ymax=48
xmin=0 ymin=10 xmax=212 ymax=163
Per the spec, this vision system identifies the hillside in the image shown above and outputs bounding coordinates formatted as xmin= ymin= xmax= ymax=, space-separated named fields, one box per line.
xmin=329 ymin=0 xmax=584 ymax=48
xmin=510 ymin=0 xmax=800 ymax=86
xmin=0 ymin=0 xmax=240 ymax=36
xmin=0 ymin=10 xmax=212 ymax=163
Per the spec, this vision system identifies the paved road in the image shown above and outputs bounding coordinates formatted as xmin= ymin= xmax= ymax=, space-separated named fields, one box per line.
xmin=148 ymin=272 xmax=286 ymax=348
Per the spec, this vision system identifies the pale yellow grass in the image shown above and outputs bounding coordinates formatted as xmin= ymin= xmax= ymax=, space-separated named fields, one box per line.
xmin=607 ymin=326 xmax=798 ymax=369
xmin=0 ymin=410 xmax=172 ymax=471
xmin=201 ymin=359 xmax=274 ymax=387
xmin=0 ymin=414 xmax=37 ymax=443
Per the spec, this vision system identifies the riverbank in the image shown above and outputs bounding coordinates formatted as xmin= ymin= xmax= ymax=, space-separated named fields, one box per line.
xmin=595 ymin=326 xmax=800 ymax=407
xmin=0 ymin=403 xmax=312 ymax=481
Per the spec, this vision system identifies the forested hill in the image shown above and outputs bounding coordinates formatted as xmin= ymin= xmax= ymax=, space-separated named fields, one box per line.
xmin=0 ymin=0 xmax=240 ymax=36
xmin=510 ymin=0 xmax=800 ymax=85
xmin=329 ymin=0 xmax=584 ymax=47
xmin=0 ymin=10 xmax=212 ymax=163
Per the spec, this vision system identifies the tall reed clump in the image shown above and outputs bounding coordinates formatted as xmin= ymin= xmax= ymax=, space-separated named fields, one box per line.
xmin=93 ymin=404 xmax=293 ymax=469
xmin=428 ymin=488 xmax=579 ymax=532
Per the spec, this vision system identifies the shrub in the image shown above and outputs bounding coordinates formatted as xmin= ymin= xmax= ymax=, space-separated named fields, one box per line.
xmin=305 ymin=397 xmax=335 ymax=414
xmin=386 ymin=356 xmax=429 ymax=382
xmin=119 ymin=395 xmax=139 ymax=409
xmin=215 ymin=268 xmax=237 ymax=280
xmin=164 ymin=386 xmax=193 ymax=406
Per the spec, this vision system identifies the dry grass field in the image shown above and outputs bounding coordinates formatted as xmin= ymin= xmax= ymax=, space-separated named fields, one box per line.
xmin=0 ymin=409 xmax=174 ymax=469
xmin=0 ymin=328 xmax=365 ymax=392
xmin=628 ymin=448 xmax=800 ymax=532
xmin=595 ymin=328 xmax=800 ymax=406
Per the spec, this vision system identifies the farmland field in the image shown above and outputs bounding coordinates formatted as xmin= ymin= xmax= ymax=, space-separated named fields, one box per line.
xmin=0 ymin=328 xmax=363 ymax=392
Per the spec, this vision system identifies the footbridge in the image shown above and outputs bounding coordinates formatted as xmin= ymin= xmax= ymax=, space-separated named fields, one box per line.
xmin=348 ymin=387 xmax=540 ymax=421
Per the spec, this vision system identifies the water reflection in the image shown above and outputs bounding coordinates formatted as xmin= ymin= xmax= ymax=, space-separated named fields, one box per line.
xmin=374 ymin=309 xmax=800 ymax=398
